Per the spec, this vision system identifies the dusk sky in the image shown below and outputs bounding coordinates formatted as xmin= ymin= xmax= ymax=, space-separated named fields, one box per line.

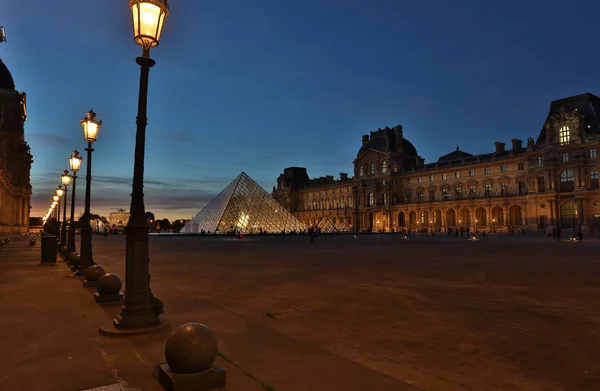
xmin=3 ymin=0 xmax=600 ymax=220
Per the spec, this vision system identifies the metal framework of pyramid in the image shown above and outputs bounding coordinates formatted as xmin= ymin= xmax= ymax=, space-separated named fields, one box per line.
xmin=182 ymin=172 xmax=306 ymax=234
xmin=316 ymin=216 xmax=339 ymax=233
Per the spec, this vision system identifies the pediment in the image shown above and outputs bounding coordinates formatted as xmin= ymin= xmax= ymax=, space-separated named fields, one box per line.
xmin=354 ymin=149 xmax=389 ymax=163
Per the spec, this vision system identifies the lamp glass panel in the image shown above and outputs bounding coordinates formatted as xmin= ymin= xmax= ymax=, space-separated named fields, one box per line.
xmin=132 ymin=2 xmax=163 ymax=47
xmin=83 ymin=121 xmax=99 ymax=142
xmin=70 ymin=155 xmax=82 ymax=172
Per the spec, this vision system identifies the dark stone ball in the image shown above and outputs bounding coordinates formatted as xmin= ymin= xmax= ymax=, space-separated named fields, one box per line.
xmin=96 ymin=273 xmax=122 ymax=295
xmin=86 ymin=265 xmax=105 ymax=282
xmin=165 ymin=323 xmax=218 ymax=374
xmin=67 ymin=252 xmax=80 ymax=265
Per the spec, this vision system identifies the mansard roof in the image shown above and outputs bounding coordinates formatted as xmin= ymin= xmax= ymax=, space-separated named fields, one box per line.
xmin=536 ymin=92 xmax=600 ymax=145
xmin=0 ymin=59 xmax=15 ymax=90
xmin=437 ymin=146 xmax=474 ymax=163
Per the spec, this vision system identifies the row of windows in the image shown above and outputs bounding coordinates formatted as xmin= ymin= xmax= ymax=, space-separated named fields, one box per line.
xmin=358 ymin=161 xmax=399 ymax=177
xmin=536 ymin=149 xmax=597 ymax=166
xmin=408 ymin=163 xmax=524 ymax=185
xmin=306 ymin=187 xmax=353 ymax=198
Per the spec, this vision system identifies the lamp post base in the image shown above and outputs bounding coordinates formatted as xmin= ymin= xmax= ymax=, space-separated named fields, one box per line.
xmin=113 ymin=308 xmax=160 ymax=330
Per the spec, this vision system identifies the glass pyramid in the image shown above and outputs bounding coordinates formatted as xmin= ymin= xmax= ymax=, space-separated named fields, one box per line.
xmin=316 ymin=216 xmax=339 ymax=233
xmin=182 ymin=172 xmax=306 ymax=234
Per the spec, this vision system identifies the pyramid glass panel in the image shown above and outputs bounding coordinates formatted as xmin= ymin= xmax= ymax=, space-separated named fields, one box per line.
xmin=316 ymin=216 xmax=339 ymax=233
xmin=182 ymin=172 xmax=305 ymax=234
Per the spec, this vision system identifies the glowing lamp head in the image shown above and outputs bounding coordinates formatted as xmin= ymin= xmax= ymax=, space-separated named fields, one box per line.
xmin=53 ymin=195 xmax=59 ymax=203
xmin=81 ymin=109 xmax=102 ymax=143
xmin=61 ymin=170 xmax=71 ymax=186
xmin=69 ymin=150 xmax=83 ymax=173
xmin=56 ymin=186 xmax=64 ymax=197
xmin=129 ymin=0 xmax=169 ymax=50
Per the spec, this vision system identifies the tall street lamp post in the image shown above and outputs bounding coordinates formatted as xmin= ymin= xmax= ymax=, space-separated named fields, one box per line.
xmin=78 ymin=110 xmax=102 ymax=275
xmin=61 ymin=171 xmax=71 ymax=245
xmin=67 ymin=151 xmax=83 ymax=254
xmin=53 ymin=194 xmax=60 ymax=236
xmin=113 ymin=0 xmax=169 ymax=330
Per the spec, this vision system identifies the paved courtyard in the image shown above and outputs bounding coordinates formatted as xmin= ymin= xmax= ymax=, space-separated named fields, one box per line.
xmin=87 ymin=232 xmax=600 ymax=391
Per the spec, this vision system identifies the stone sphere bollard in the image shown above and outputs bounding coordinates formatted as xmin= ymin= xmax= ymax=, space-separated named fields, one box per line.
xmin=165 ymin=323 xmax=218 ymax=374
xmin=67 ymin=252 xmax=80 ymax=265
xmin=96 ymin=273 xmax=122 ymax=295
xmin=86 ymin=265 xmax=105 ymax=282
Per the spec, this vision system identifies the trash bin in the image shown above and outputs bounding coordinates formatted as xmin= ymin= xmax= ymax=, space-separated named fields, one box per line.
xmin=41 ymin=235 xmax=57 ymax=263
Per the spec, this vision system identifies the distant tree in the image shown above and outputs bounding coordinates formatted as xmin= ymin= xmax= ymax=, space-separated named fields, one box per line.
xmin=43 ymin=218 xmax=60 ymax=235
xmin=145 ymin=211 xmax=155 ymax=228
xmin=171 ymin=219 xmax=187 ymax=233
xmin=29 ymin=217 xmax=43 ymax=226
xmin=159 ymin=218 xmax=171 ymax=231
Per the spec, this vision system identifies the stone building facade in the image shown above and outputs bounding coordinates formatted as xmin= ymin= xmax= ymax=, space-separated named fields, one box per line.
xmin=0 ymin=58 xmax=32 ymax=235
xmin=273 ymin=93 xmax=600 ymax=234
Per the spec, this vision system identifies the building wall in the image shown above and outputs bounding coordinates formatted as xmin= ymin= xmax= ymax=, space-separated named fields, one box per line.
xmin=0 ymin=88 xmax=32 ymax=235
xmin=274 ymin=93 xmax=600 ymax=234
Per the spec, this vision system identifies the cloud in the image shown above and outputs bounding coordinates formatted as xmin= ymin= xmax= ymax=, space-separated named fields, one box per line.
xmin=29 ymin=171 xmax=228 ymax=220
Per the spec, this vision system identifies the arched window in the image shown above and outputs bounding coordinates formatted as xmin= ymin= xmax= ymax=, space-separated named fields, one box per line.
xmin=560 ymin=169 xmax=575 ymax=192
xmin=382 ymin=161 xmax=388 ymax=174
xmin=368 ymin=192 xmax=374 ymax=206
xmin=560 ymin=201 xmax=578 ymax=228
xmin=393 ymin=161 xmax=398 ymax=172
xmin=370 ymin=163 xmax=376 ymax=175
xmin=559 ymin=126 xmax=570 ymax=145
xmin=359 ymin=165 xmax=365 ymax=177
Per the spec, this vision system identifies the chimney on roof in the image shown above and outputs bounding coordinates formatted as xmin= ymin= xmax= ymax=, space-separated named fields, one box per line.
xmin=326 ymin=175 xmax=334 ymax=183
xmin=361 ymin=135 xmax=369 ymax=145
xmin=340 ymin=173 xmax=348 ymax=180
xmin=393 ymin=125 xmax=404 ymax=153
xmin=494 ymin=142 xmax=505 ymax=154
xmin=511 ymin=139 xmax=523 ymax=152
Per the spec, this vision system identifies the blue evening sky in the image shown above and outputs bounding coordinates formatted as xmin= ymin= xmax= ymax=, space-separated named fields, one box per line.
xmin=3 ymin=0 xmax=600 ymax=220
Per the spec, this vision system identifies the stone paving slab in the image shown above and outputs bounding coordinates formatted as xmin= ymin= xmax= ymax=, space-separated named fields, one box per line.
xmin=92 ymin=233 xmax=600 ymax=391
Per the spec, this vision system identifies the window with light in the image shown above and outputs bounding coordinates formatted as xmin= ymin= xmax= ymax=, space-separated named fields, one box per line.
xmin=370 ymin=163 xmax=376 ymax=175
xmin=590 ymin=149 xmax=597 ymax=159
xmin=368 ymin=192 xmax=374 ymax=206
xmin=359 ymin=165 xmax=364 ymax=177
xmin=382 ymin=161 xmax=388 ymax=174
xmin=559 ymin=126 xmax=570 ymax=145
xmin=485 ymin=183 xmax=492 ymax=195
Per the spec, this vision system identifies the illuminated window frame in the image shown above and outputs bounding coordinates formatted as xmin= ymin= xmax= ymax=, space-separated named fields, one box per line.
xmin=559 ymin=126 xmax=570 ymax=145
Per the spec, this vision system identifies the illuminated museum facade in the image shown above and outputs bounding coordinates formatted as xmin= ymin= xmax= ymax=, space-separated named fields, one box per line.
xmin=0 ymin=58 xmax=32 ymax=235
xmin=273 ymin=93 xmax=600 ymax=233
